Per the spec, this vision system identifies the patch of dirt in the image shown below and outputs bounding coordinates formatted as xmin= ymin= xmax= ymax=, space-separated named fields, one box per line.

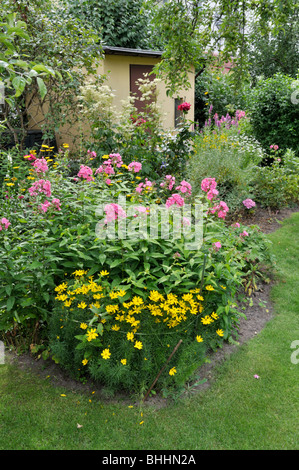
xmin=233 ymin=203 xmax=299 ymax=234
xmin=5 ymin=204 xmax=299 ymax=408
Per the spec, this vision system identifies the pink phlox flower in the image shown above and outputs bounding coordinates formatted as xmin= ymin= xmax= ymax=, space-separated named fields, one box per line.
xmin=33 ymin=158 xmax=48 ymax=173
xmin=105 ymin=178 xmax=112 ymax=185
xmin=232 ymin=222 xmax=240 ymax=228
xmin=77 ymin=165 xmax=94 ymax=181
xmin=52 ymin=198 xmax=61 ymax=211
xmin=29 ymin=179 xmax=52 ymax=198
xmin=104 ymin=203 xmax=126 ymax=224
xmin=109 ymin=153 xmax=123 ymax=168
xmin=165 ymin=193 xmax=185 ymax=208
xmin=176 ymin=180 xmax=192 ymax=196
xmin=0 ymin=217 xmax=11 ymax=230
xmin=182 ymin=216 xmax=191 ymax=226
xmin=210 ymin=201 xmax=229 ymax=219
xmin=40 ymin=200 xmax=51 ymax=213
xmin=243 ymin=198 xmax=256 ymax=209
xmin=207 ymin=188 xmax=219 ymax=200
xmin=87 ymin=149 xmax=97 ymax=159
xmin=213 ymin=241 xmax=222 ymax=252
xmin=201 ymin=178 xmax=217 ymax=193
xmin=241 ymin=230 xmax=249 ymax=237
xmin=128 ymin=161 xmax=142 ymax=173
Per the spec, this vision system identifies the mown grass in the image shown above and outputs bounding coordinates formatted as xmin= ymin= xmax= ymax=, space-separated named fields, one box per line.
xmin=0 ymin=212 xmax=298 ymax=450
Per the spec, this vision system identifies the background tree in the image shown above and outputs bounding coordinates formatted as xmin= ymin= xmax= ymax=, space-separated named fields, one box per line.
xmin=0 ymin=0 xmax=102 ymax=150
xmin=64 ymin=0 xmax=151 ymax=49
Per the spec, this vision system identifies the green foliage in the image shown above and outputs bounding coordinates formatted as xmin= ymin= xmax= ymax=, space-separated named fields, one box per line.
xmin=195 ymin=70 xmax=249 ymax=127
xmin=187 ymin=113 xmax=264 ymax=214
xmin=246 ymin=73 xmax=299 ymax=155
xmin=0 ymin=0 xmax=102 ymax=149
xmin=65 ymin=0 xmax=150 ymax=49
xmin=247 ymin=9 xmax=299 ymax=81
xmin=252 ymin=149 xmax=299 ymax=209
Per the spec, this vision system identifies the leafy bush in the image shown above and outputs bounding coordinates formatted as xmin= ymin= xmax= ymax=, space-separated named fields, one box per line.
xmin=246 ymin=73 xmax=299 ymax=155
xmin=252 ymin=148 xmax=299 ymax=209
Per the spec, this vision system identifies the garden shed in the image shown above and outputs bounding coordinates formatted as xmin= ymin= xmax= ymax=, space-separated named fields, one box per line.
xmin=27 ymin=46 xmax=195 ymax=151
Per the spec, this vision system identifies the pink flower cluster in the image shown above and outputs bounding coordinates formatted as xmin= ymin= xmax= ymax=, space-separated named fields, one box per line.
xmin=160 ymin=175 xmax=176 ymax=191
xmin=176 ymin=180 xmax=192 ymax=196
xmin=136 ymin=179 xmax=153 ymax=194
xmin=0 ymin=217 xmax=11 ymax=231
xmin=165 ymin=193 xmax=185 ymax=208
xmin=201 ymin=177 xmax=219 ymax=200
xmin=210 ymin=201 xmax=229 ymax=219
xmin=128 ymin=161 xmax=142 ymax=173
xmin=33 ymin=158 xmax=48 ymax=174
xmin=243 ymin=198 xmax=256 ymax=209
xmin=104 ymin=203 xmax=127 ymax=224
xmin=78 ymin=165 xmax=94 ymax=182
xmin=213 ymin=241 xmax=222 ymax=252
xmin=95 ymin=153 xmax=124 ymax=177
xmin=29 ymin=179 xmax=51 ymax=197
xmin=270 ymin=144 xmax=279 ymax=151
xmin=178 ymin=102 xmax=191 ymax=113
xmin=87 ymin=149 xmax=97 ymax=159
xmin=109 ymin=153 xmax=123 ymax=168
xmin=40 ymin=198 xmax=61 ymax=213
xmin=236 ymin=110 xmax=246 ymax=120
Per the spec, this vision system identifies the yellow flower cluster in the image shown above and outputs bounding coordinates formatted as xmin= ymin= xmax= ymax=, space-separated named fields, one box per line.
xmin=54 ymin=272 xmax=226 ymax=369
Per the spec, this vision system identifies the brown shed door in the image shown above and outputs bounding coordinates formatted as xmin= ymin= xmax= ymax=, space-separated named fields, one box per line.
xmin=130 ymin=64 xmax=155 ymax=115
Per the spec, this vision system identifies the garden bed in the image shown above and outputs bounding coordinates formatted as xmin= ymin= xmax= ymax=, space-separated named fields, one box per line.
xmin=8 ymin=204 xmax=299 ymax=406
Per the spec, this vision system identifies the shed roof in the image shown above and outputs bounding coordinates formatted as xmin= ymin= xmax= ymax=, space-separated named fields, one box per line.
xmin=103 ymin=46 xmax=163 ymax=58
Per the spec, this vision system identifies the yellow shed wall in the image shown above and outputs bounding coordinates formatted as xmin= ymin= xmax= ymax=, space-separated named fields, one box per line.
xmin=28 ymin=53 xmax=195 ymax=151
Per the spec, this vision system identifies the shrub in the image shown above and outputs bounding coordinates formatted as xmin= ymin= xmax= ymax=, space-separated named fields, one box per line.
xmin=252 ymin=148 xmax=299 ymax=209
xmin=246 ymin=73 xmax=299 ymax=155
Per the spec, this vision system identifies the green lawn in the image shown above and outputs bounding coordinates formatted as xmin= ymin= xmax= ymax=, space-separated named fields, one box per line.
xmin=0 ymin=213 xmax=299 ymax=450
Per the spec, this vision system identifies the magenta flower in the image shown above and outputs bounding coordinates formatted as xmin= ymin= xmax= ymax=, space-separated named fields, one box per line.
xmin=213 ymin=241 xmax=222 ymax=252
xmin=29 ymin=179 xmax=51 ymax=197
xmin=178 ymin=102 xmax=191 ymax=113
xmin=176 ymin=180 xmax=192 ymax=196
xmin=165 ymin=193 xmax=185 ymax=208
xmin=243 ymin=198 xmax=256 ymax=209
xmin=77 ymin=165 xmax=94 ymax=182
xmin=0 ymin=217 xmax=11 ymax=230
xmin=104 ymin=203 xmax=126 ymax=224
xmin=128 ymin=161 xmax=142 ymax=173
xmin=33 ymin=158 xmax=48 ymax=174
xmin=201 ymin=177 xmax=217 ymax=193
xmin=241 ymin=230 xmax=249 ymax=237
xmin=210 ymin=201 xmax=229 ymax=219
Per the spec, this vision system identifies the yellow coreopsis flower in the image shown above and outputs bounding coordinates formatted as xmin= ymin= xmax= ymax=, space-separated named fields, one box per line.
xmin=127 ymin=332 xmax=134 ymax=342
xmin=121 ymin=359 xmax=127 ymax=365
xmin=86 ymin=328 xmax=98 ymax=342
xmin=134 ymin=340 xmax=143 ymax=350
xmin=80 ymin=323 xmax=88 ymax=330
xmin=205 ymin=285 xmax=215 ymax=291
xmin=216 ymin=329 xmax=224 ymax=337
xmin=82 ymin=359 xmax=88 ymax=366
xmin=169 ymin=367 xmax=177 ymax=376
xmin=196 ymin=335 xmax=203 ymax=343
xmin=101 ymin=348 xmax=111 ymax=360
